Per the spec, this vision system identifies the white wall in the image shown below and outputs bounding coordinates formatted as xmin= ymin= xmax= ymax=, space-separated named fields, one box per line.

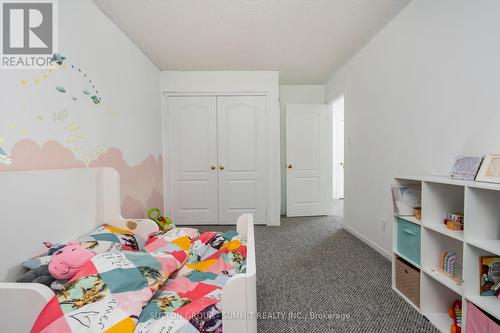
xmin=0 ymin=0 xmax=161 ymax=164
xmin=161 ymin=71 xmax=281 ymax=226
xmin=0 ymin=0 xmax=162 ymax=217
xmin=279 ymin=85 xmax=325 ymax=214
xmin=325 ymin=0 xmax=500 ymax=255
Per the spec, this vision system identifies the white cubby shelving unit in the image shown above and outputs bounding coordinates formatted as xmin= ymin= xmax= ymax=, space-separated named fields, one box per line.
xmin=392 ymin=176 xmax=500 ymax=333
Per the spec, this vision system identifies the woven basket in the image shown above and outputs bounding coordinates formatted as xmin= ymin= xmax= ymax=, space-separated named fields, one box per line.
xmin=395 ymin=257 xmax=420 ymax=308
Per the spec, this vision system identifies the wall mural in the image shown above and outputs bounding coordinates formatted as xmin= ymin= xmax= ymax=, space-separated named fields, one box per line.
xmin=0 ymin=54 xmax=163 ymax=218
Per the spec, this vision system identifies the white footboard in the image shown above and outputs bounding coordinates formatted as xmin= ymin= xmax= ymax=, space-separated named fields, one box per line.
xmin=0 ymin=283 xmax=54 ymax=333
xmin=221 ymin=214 xmax=257 ymax=333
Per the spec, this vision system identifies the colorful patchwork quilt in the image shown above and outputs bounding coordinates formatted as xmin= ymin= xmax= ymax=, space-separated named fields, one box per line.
xmin=23 ymin=225 xmax=146 ymax=270
xmin=31 ymin=227 xmax=199 ymax=333
xmin=76 ymin=224 xmax=148 ymax=253
xmin=134 ymin=230 xmax=247 ymax=333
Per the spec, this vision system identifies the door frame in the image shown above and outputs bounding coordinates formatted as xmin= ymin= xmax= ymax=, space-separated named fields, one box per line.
xmin=162 ymin=91 xmax=274 ymax=225
xmin=327 ymin=91 xmax=346 ymax=217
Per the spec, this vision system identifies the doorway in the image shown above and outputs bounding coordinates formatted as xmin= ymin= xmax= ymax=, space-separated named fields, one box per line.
xmin=331 ymin=94 xmax=344 ymax=218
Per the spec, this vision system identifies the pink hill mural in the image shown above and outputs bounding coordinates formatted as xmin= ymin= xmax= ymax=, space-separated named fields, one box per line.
xmin=0 ymin=139 xmax=164 ymax=218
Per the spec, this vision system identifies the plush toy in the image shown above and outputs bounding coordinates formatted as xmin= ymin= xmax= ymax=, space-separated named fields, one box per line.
xmin=148 ymin=208 xmax=174 ymax=230
xmin=17 ymin=264 xmax=56 ymax=287
xmin=48 ymin=241 xmax=96 ymax=280
xmin=17 ymin=242 xmax=94 ymax=290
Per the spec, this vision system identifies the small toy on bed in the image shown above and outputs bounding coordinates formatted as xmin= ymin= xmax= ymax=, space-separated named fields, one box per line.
xmin=16 ymin=264 xmax=69 ymax=291
xmin=17 ymin=241 xmax=95 ymax=290
xmin=17 ymin=242 xmax=66 ymax=289
xmin=148 ymin=207 xmax=174 ymax=230
xmin=17 ymin=264 xmax=57 ymax=287
xmin=48 ymin=241 xmax=95 ymax=279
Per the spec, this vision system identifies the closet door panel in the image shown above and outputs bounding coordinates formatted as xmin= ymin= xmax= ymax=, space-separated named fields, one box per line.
xmin=217 ymin=96 xmax=267 ymax=224
xmin=168 ymin=96 xmax=218 ymax=225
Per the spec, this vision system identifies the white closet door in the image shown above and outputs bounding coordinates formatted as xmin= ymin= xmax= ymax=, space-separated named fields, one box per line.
xmin=286 ymin=104 xmax=330 ymax=217
xmin=217 ymin=96 xmax=267 ymax=224
xmin=168 ymin=96 xmax=218 ymax=225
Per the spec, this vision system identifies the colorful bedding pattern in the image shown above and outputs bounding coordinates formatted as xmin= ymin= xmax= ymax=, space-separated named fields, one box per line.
xmin=31 ymin=227 xmax=199 ymax=333
xmin=23 ymin=225 xmax=145 ymax=270
xmin=135 ymin=230 xmax=247 ymax=333
xmin=76 ymin=224 xmax=147 ymax=252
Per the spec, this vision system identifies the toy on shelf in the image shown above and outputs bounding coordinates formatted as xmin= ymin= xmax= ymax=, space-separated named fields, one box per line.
xmin=444 ymin=212 xmax=464 ymax=231
xmin=448 ymin=300 xmax=462 ymax=333
xmin=414 ymin=207 xmax=422 ymax=220
xmin=148 ymin=208 xmax=174 ymax=230
xmin=440 ymin=251 xmax=461 ymax=283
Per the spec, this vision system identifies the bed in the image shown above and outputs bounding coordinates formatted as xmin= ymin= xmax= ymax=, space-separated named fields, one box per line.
xmin=0 ymin=168 xmax=256 ymax=333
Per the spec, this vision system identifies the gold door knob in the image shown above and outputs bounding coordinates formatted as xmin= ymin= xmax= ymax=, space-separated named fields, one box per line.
xmin=210 ymin=165 xmax=216 ymax=170
xmin=219 ymin=165 xmax=225 ymax=170
xmin=287 ymin=164 xmax=293 ymax=169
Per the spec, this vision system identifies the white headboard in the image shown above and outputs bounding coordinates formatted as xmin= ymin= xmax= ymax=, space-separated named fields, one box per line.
xmin=0 ymin=168 xmax=126 ymax=282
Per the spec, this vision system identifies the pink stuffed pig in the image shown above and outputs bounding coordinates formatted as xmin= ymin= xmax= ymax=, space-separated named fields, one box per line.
xmin=48 ymin=241 xmax=95 ymax=280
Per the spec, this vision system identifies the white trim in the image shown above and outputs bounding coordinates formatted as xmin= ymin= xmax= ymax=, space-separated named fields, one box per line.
xmin=341 ymin=223 xmax=392 ymax=261
xmin=162 ymin=91 xmax=276 ymax=226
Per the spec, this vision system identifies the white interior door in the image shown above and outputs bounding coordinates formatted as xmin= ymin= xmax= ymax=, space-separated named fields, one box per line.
xmin=217 ymin=96 xmax=267 ymax=224
xmin=168 ymin=96 xmax=218 ymax=225
xmin=286 ymin=104 xmax=330 ymax=217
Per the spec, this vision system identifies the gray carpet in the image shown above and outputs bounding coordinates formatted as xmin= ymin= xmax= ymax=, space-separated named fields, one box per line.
xmin=192 ymin=216 xmax=438 ymax=333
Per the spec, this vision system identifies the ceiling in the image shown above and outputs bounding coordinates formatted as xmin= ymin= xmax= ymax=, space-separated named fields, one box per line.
xmin=93 ymin=0 xmax=411 ymax=84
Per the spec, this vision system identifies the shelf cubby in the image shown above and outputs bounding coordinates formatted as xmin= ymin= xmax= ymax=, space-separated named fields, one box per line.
xmin=394 ymin=256 xmax=421 ymax=309
xmin=422 ymin=181 xmax=464 ymax=240
xmin=421 ymin=273 xmax=463 ymax=333
xmin=463 ymin=243 xmax=500 ymax=321
xmin=422 ymin=227 xmax=463 ymax=294
xmin=464 ymin=187 xmax=500 ymax=255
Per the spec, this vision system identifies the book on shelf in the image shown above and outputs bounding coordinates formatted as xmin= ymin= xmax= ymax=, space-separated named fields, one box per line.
xmin=480 ymin=256 xmax=500 ymax=297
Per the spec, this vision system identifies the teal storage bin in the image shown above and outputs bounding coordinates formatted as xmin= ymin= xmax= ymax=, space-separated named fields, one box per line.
xmin=397 ymin=218 xmax=421 ymax=265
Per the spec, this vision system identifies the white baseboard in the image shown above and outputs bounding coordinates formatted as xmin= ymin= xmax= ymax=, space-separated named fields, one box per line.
xmin=340 ymin=223 xmax=391 ymax=261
